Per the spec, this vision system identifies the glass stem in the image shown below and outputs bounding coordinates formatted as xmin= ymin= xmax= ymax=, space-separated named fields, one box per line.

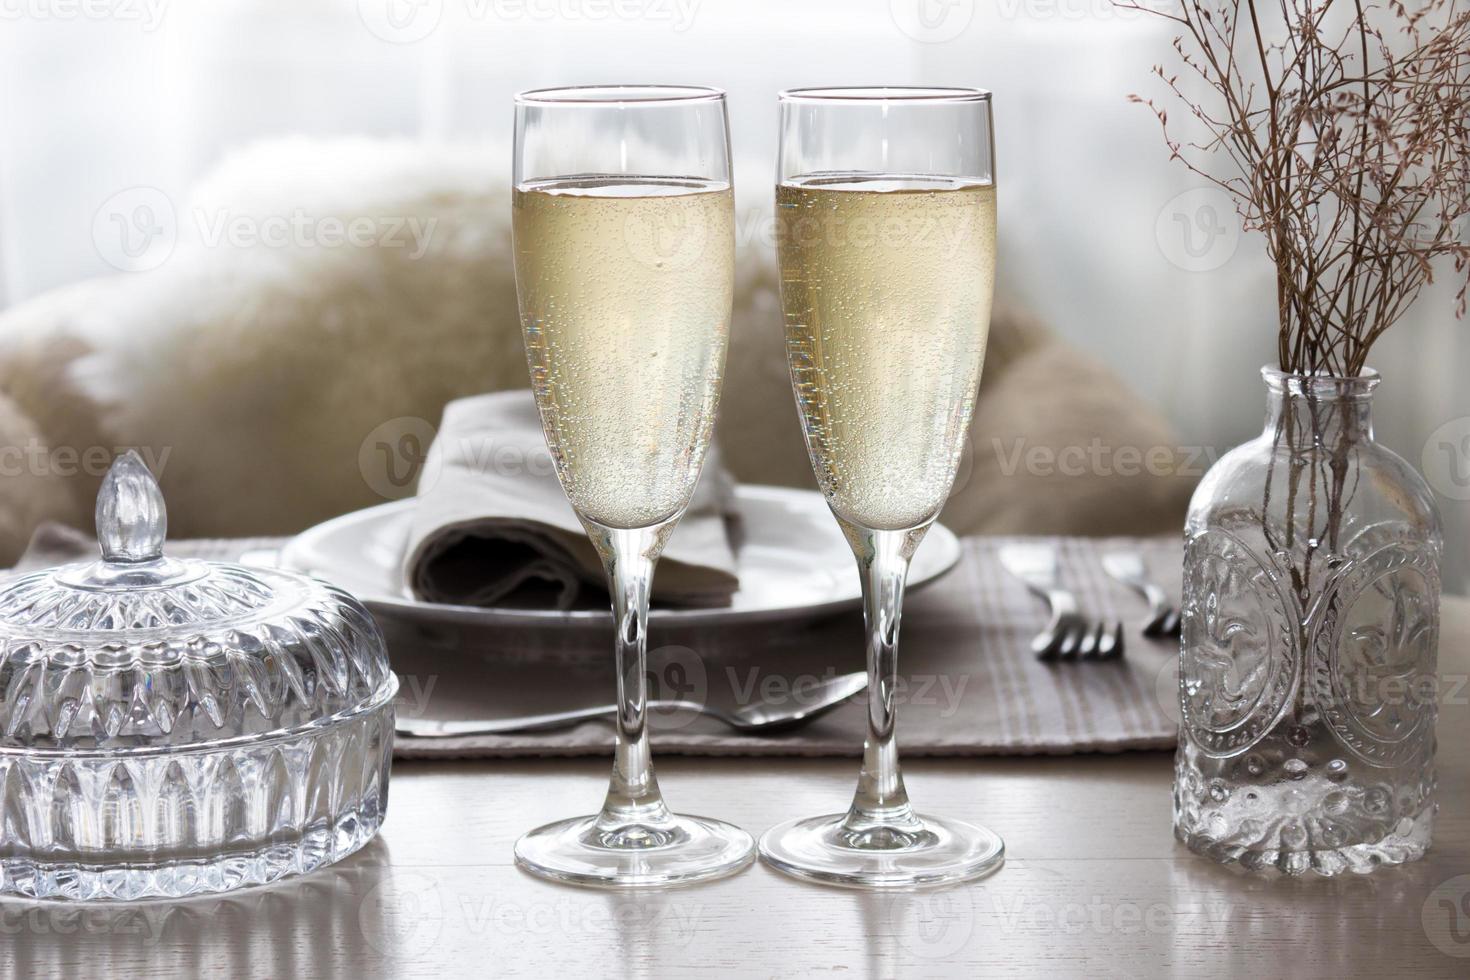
xmin=841 ymin=523 xmax=927 ymax=836
xmin=590 ymin=523 xmax=675 ymax=836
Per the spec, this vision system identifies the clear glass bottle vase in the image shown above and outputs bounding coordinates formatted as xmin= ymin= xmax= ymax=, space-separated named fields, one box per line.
xmin=1175 ymin=367 xmax=1441 ymax=875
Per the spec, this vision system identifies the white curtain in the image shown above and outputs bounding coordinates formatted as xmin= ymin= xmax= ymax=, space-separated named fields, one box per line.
xmin=1 ymin=0 xmax=1465 ymax=588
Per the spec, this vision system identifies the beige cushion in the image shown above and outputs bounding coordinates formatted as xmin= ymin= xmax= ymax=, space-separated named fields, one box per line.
xmin=0 ymin=138 xmax=1191 ymax=563
xmin=950 ymin=336 xmax=1195 ymax=535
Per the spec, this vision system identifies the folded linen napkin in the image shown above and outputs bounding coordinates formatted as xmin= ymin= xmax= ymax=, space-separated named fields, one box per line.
xmin=402 ymin=391 xmax=740 ymax=610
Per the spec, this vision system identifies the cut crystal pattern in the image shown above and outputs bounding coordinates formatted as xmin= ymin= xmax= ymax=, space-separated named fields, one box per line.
xmin=0 ymin=453 xmax=396 ymax=899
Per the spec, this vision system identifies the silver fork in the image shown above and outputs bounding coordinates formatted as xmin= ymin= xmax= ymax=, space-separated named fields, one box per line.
xmin=1101 ymin=551 xmax=1182 ymax=638
xmin=396 ymin=671 xmax=868 ymax=739
xmin=997 ymin=543 xmax=1124 ymax=661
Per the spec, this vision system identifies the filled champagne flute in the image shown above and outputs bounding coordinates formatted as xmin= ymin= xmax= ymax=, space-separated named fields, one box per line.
xmin=761 ymin=87 xmax=1004 ymax=887
xmin=511 ymin=85 xmax=753 ymax=887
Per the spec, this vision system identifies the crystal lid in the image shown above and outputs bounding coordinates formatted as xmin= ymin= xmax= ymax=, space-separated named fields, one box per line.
xmin=0 ymin=452 xmax=393 ymax=751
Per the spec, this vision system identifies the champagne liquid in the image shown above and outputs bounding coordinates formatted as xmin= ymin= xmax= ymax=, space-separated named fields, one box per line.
xmin=777 ymin=174 xmax=996 ymax=530
xmin=513 ymin=176 xmax=733 ymax=529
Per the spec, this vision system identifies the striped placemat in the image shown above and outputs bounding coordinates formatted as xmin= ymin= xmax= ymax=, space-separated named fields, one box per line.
xmin=16 ymin=526 xmax=1183 ymax=758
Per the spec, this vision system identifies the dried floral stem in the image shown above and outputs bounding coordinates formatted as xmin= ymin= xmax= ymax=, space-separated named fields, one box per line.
xmin=1122 ymin=0 xmax=1470 ymax=377
xmin=1124 ymin=0 xmax=1465 ymax=614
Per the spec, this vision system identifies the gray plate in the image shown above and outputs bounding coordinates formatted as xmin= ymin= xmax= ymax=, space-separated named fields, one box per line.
xmin=278 ymin=485 xmax=961 ymax=630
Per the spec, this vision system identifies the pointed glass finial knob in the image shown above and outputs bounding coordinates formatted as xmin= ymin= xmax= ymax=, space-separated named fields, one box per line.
xmin=97 ymin=451 xmax=167 ymax=564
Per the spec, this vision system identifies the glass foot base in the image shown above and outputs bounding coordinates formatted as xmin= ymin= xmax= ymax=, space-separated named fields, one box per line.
xmin=515 ymin=813 xmax=755 ymax=888
xmin=759 ymin=813 xmax=1004 ymax=889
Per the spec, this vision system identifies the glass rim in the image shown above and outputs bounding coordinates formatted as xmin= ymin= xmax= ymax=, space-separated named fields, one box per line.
xmin=778 ymin=86 xmax=992 ymax=105
xmin=1261 ymin=365 xmax=1381 ymax=397
xmin=515 ymin=84 xmax=726 ymax=106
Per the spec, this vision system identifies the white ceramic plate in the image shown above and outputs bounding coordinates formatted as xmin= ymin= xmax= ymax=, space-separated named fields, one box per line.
xmin=278 ymin=486 xmax=961 ymax=630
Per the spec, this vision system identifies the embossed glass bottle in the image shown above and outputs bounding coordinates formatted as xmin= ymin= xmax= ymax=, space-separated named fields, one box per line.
xmin=1176 ymin=368 xmax=1441 ymax=875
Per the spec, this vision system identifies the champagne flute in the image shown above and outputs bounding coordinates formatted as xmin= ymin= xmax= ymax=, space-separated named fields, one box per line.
xmin=511 ymin=85 xmax=753 ymax=887
xmin=761 ymin=87 xmax=1004 ymax=887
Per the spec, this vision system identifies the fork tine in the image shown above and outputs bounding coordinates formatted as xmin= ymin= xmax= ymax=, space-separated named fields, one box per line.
xmin=1099 ymin=621 xmax=1126 ymax=659
xmin=1160 ymin=608 xmax=1182 ymax=638
xmin=1058 ymin=625 xmax=1083 ymax=660
xmin=1078 ymin=623 xmax=1101 ymax=658
xmin=1141 ymin=611 xmax=1164 ymax=637
xmin=1039 ymin=634 xmax=1066 ymax=661
xmin=1052 ymin=633 xmax=1070 ymax=660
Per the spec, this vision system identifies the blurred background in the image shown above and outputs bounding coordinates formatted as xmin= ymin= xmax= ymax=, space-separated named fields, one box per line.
xmin=0 ymin=0 xmax=1466 ymax=590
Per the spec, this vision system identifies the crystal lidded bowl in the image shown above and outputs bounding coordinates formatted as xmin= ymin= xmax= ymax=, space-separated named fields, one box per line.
xmin=0 ymin=453 xmax=397 ymax=901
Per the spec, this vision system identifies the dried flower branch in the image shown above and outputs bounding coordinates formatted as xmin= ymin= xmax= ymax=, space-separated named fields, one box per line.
xmin=1121 ymin=0 xmax=1470 ymax=376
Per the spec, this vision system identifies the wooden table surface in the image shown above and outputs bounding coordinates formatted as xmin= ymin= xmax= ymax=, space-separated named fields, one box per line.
xmin=3 ymin=600 xmax=1467 ymax=979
